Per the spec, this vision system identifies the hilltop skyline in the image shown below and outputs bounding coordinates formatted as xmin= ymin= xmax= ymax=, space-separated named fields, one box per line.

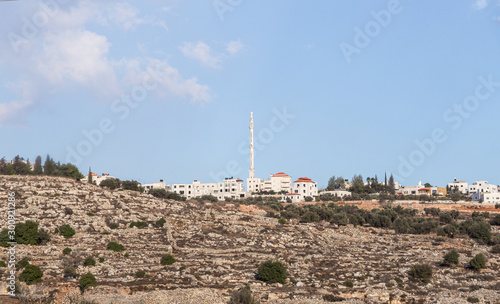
xmin=1 ymin=1 xmax=500 ymax=188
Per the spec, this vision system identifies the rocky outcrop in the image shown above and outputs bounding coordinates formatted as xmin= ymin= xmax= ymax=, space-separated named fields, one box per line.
xmin=0 ymin=175 xmax=499 ymax=303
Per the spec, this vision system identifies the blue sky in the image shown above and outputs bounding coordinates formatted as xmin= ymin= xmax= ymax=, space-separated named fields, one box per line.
xmin=1 ymin=0 xmax=499 ymax=189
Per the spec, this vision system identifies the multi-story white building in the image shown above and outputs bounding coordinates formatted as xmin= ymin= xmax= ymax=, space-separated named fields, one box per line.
xmin=293 ymin=177 xmax=318 ymax=198
xmin=143 ymin=180 xmax=171 ymax=193
xmin=172 ymin=178 xmax=245 ymax=201
xmin=472 ymin=192 xmax=500 ymax=204
xmin=400 ymin=181 xmax=424 ymax=195
xmin=81 ymin=172 xmax=115 ymax=186
xmin=247 ymin=177 xmax=265 ymax=193
xmin=248 ymin=172 xmax=293 ymax=194
xmin=468 ymin=181 xmax=498 ymax=194
xmin=447 ymin=179 xmax=469 ymax=194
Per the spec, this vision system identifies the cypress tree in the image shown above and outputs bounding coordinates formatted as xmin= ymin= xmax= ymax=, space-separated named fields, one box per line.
xmin=34 ymin=156 xmax=43 ymax=175
xmin=44 ymin=155 xmax=54 ymax=176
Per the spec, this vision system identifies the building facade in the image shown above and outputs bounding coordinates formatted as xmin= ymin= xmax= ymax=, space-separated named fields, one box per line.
xmin=172 ymin=178 xmax=245 ymax=200
xmin=447 ymin=179 xmax=468 ymax=194
xmin=293 ymin=177 xmax=318 ymax=198
xmin=81 ymin=172 xmax=114 ymax=186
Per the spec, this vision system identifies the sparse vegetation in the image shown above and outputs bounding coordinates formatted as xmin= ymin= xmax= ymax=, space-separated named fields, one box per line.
xmin=443 ymin=249 xmax=459 ymax=265
xmin=79 ymin=272 xmax=97 ymax=292
xmin=0 ymin=261 xmax=6 ymax=267
xmin=256 ymin=260 xmax=287 ymax=284
xmin=84 ymin=257 xmax=96 ymax=266
xmin=161 ymin=254 xmax=176 ymax=265
xmin=135 ymin=270 xmax=146 ymax=278
xmin=19 ymin=264 xmax=43 ymax=285
xmin=469 ymin=253 xmax=486 ymax=272
xmin=410 ymin=264 xmax=432 ymax=283
xmin=130 ymin=221 xmax=148 ymax=228
xmin=63 ymin=248 xmax=72 ymax=255
xmin=107 ymin=241 xmax=125 ymax=252
xmin=64 ymin=207 xmax=73 ymax=215
xmin=59 ymin=224 xmax=76 ymax=238
xmin=344 ymin=280 xmax=354 ymax=288
xmin=230 ymin=285 xmax=256 ymax=304
xmin=155 ymin=218 xmax=166 ymax=227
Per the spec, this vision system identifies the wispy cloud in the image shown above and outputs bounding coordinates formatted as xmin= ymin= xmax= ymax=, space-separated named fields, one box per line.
xmin=180 ymin=41 xmax=221 ymax=68
xmin=226 ymin=40 xmax=244 ymax=55
xmin=474 ymin=0 xmax=489 ymax=10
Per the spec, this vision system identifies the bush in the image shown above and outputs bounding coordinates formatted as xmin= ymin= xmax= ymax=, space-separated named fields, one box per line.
xmin=15 ymin=221 xmax=40 ymax=245
xmin=84 ymin=257 xmax=96 ymax=266
xmin=19 ymin=264 xmax=43 ymax=285
xmin=64 ymin=207 xmax=73 ymax=215
xmin=38 ymin=229 xmax=50 ymax=244
xmin=79 ymin=272 xmax=97 ymax=292
xmin=59 ymin=224 xmax=76 ymax=238
xmin=63 ymin=248 xmax=72 ymax=255
xmin=63 ymin=266 xmax=78 ymax=279
xmin=344 ymin=280 xmax=354 ymax=288
xmin=99 ymin=258 xmax=104 ymax=263
xmin=200 ymin=195 xmax=218 ymax=202
xmin=130 ymin=221 xmax=148 ymax=228
xmin=100 ymin=178 xmax=121 ymax=190
xmin=256 ymin=260 xmax=287 ymax=284
xmin=467 ymin=221 xmax=491 ymax=244
xmin=490 ymin=214 xmax=500 ymax=226
xmin=492 ymin=244 xmax=500 ymax=254
xmin=304 ymin=196 xmax=313 ymax=202
xmin=410 ymin=264 xmax=432 ymax=283
xmin=467 ymin=297 xmax=480 ymax=303
xmin=0 ymin=261 xmax=6 ymax=267
xmin=443 ymin=250 xmax=459 ymax=265
xmin=161 ymin=254 xmax=176 ymax=265
xmin=121 ymin=180 xmax=143 ymax=192
xmin=149 ymin=188 xmax=168 ymax=198
xmin=278 ymin=217 xmax=287 ymax=225
xmin=230 ymin=285 xmax=256 ymax=304
xmin=108 ymin=222 xmax=119 ymax=229
xmin=135 ymin=270 xmax=146 ymax=278
xmin=156 ymin=218 xmax=166 ymax=227
xmin=17 ymin=258 xmax=30 ymax=268
xmin=107 ymin=242 xmax=125 ymax=252
xmin=469 ymin=253 xmax=486 ymax=272
xmin=299 ymin=211 xmax=320 ymax=223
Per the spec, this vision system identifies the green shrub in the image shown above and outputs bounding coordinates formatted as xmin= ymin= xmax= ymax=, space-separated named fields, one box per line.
xmin=63 ymin=266 xmax=78 ymax=279
xmin=230 ymin=285 xmax=256 ymax=304
xmin=464 ymin=220 xmax=491 ymax=244
xmin=108 ymin=222 xmax=119 ymax=229
xmin=156 ymin=218 xmax=167 ymax=227
xmin=100 ymin=178 xmax=121 ymax=190
xmin=161 ymin=254 xmax=176 ymax=265
xmin=63 ymin=248 xmax=72 ymax=255
xmin=79 ymin=272 xmax=97 ymax=292
xmin=15 ymin=221 xmax=40 ymax=245
xmin=107 ymin=242 xmax=125 ymax=252
xmin=84 ymin=257 xmax=96 ymax=266
xmin=304 ymin=196 xmax=313 ymax=202
xmin=148 ymin=188 xmax=168 ymax=199
xmin=278 ymin=217 xmax=287 ymax=225
xmin=38 ymin=228 xmax=50 ymax=244
xmin=129 ymin=221 xmax=148 ymax=228
xmin=410 ymin=264 xmax=432 ymax=283
xmin=256 ymin=260 xmax=287 ymax=284
xmin=0 ymin=261 xmax=6 ymax=267
xmin=135 ymin=270 xmax=146 ymax=278
xmin=443 ymin=250 xmax=459 ymax=265
xmin=467 ymin=297 xmax=480 ymax=303
xmin=99 ymin=258 xmax=104 ymax=263
xmin=469 ymin=253 xmax=486 ymax=272
xmin=17 ymin=258 xmax=30 ymax=268
xmin=87 ymin=212 xmax=94 ymax=216
xmin=490 ymin=214 xmax=500 ymax=226
xmin=19 ymin=264 xmax=43 ymax=285
xmin=492 ymin=244 xmax=500 ymax=254
xmin=64 ymin=207 xmax=73 ymax=215
xmin=124 ymin=252 xmax=129 ymax=258
xmin=344 ymin=280 xmax=354 ymax=288
xmin=59 ymin=224 xmax=76 ymax=238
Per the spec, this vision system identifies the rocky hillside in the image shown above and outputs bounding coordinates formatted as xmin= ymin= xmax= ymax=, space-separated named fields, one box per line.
xmin=0 ymin=175 xmax=499 ymax=304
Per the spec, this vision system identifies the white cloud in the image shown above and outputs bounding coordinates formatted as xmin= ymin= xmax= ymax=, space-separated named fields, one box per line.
xmin=180 ymin=42 xmax=221 ymax=68
xmin=122 ymin=58 xmax=212 ymax=105
xmin=474 ymin=0 xmax=489 ymax=10
xmin=226 ymin=40 xmax=244 ymax=55
xmin=0 ymin=100 xmax=32 ymax=126
xmin=37 ymin=29 xmax=119 ymax=97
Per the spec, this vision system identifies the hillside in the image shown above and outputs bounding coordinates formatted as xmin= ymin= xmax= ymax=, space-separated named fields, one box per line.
xmin=0 ymin=175 xmax=499 ymax=304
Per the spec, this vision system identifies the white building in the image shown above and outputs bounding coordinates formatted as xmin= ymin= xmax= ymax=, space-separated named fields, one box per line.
xmin=248 ymin=172 xmax=293 ymax=194
xmin=293 ymin=177 xmax=318 ymax=198
xmin=399 ymin=181 xmax=424 ymax=195
xmin=283 ymin=193 xmax=303 ymax=203
xmin=143 ymin=180 xmax=171 ymax=193
xmin=468 ymin=181 xmax=498 ymax=194
xmin=447 ymin=179 xmax=468 ymax=194
xmin=81 ymin=172 xmax=114 ymax=186
xmin=472 ymin=192 xmax=500 ymax=204
xmin=172 ymin=178 xmax=245 ymax=201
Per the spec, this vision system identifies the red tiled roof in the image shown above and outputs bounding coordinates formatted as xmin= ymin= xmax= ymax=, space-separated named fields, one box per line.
xmin=271 ymin=172 xmax=290 ymax=177
xmin=285 ymin=193 xmax=300 ymax=196
xmin=236 ymin=178 xmax=243 ymax=182
xmin=294 ymin=177 xmax=315 ymax=183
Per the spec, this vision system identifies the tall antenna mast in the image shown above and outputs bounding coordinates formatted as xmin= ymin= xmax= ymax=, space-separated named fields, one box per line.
xmin=249 ymin=112 xmax=255 ymax=179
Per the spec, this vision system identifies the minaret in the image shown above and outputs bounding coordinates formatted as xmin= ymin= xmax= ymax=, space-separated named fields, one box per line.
xmin=249 ymin=112 xmax=255 ymax=179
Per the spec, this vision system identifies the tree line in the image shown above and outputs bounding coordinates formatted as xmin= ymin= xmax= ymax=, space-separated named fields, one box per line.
xmin=0 ymin=155 xmax=83 ymax=180
xmin=327 ymin=173 xmax=396 ymax=194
